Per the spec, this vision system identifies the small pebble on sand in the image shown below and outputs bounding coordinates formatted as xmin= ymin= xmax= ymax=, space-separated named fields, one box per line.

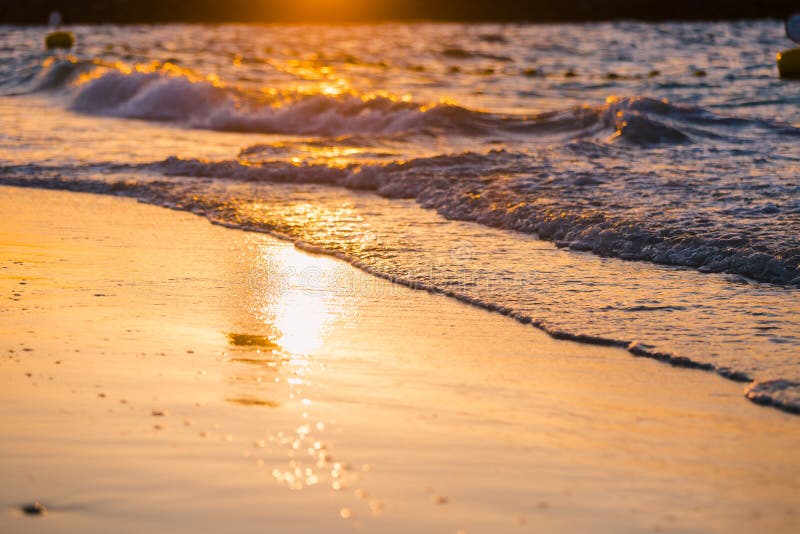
xmin=21 ymin=502 xmax=47 ymax=516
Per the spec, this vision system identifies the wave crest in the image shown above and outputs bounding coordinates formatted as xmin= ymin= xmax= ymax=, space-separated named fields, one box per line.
xmin=23 ymin=57 xmax=799 ymax=144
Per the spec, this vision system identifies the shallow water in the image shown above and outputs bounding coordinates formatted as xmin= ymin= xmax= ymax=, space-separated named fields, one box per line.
xmin=1 ymin=22 xmax=799 ymax=411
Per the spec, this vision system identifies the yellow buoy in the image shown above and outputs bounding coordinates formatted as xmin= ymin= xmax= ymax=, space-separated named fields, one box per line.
xmin=45 ymin=31 xmax=75 ymax=50
xmin=777 ymin=48 xmax=800 ymax=79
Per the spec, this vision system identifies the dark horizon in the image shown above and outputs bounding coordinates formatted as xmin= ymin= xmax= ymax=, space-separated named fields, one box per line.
xmin=1 ymin=0 xmax=798 ymax=24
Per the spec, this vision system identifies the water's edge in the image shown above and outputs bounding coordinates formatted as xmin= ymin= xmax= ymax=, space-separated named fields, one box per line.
xmin=3 ymin=180 xmax=795 ymax=416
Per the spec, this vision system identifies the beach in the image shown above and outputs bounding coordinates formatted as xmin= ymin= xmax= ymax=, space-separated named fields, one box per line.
xmin=1 ymin=185 xmax=798 ymax=533
xmin=3 ymin=21 xmax=800 ymax=412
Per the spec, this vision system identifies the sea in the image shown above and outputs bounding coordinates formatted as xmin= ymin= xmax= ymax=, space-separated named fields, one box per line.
xmin=1 ymin=21 xmax=798 ymax=412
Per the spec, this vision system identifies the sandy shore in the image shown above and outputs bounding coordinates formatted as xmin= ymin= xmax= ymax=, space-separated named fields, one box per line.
xmin=0 ymin=186 xmax=798 ymax=533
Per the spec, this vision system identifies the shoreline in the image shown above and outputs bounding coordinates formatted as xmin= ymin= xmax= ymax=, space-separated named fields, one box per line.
xmin=1 ymin=185 xmax=798 ymax=533
xmin=2 ymin=179 xmax=795 ymax=415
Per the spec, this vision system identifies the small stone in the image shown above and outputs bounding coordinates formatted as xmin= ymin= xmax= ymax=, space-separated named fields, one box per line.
xmin=21 ymin=502 xmax=47 ymax=516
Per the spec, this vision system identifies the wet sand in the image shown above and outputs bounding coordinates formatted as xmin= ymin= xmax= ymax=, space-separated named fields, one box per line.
xmin=0 ymin=185 xmax=798 ymax=533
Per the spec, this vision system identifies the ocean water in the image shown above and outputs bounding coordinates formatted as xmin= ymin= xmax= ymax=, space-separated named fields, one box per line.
xmin=1 ymin=22 xmax=799 ymax=412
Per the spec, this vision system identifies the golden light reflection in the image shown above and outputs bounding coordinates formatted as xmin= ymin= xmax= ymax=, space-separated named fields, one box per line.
xmin=224 ymin=238 xmax=371 ymax=499
xmin=69 ymin=58 xmax=226 ymax=89
xmin=237 ymin=202 xmax=383 ymax=263
xmin=260 ymin=245 xmax=345 ymax=356
xmin=320 ymin=84 xmax=345 ymax=96
xmin=273 ymin=289 xmax=328 ymax=355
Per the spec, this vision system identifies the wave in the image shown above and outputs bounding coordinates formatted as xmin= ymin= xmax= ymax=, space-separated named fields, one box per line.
xmin=17 ymin=57 xmax=800 ymax=145
xmin=25 ymin=57 xmax=519 ymax=136
xmin=744 ymin=380 xmax=800 ymax=414
xmin=5 ymin=59 xmax=800 ymax=287
xmin=129 ymin=150 xmax=798 ymax=286
xmin=4 ymin=134 xmax=796 ymax=287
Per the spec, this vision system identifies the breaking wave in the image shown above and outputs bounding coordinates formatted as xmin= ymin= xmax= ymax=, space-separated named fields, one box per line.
xmin=136 ymin=150 xmax=800 ymax=286
xmin=17 ymin=57 xmax=800 ymax=144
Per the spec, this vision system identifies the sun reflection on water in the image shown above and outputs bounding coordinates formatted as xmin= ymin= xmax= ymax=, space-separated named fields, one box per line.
xmin=274 ymin=290 xmax=329 ymax=355
xmin=252 ymin=243 xmax=350 ymax=356
xmin=221 ymin=239 xmax=382 ymax=509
